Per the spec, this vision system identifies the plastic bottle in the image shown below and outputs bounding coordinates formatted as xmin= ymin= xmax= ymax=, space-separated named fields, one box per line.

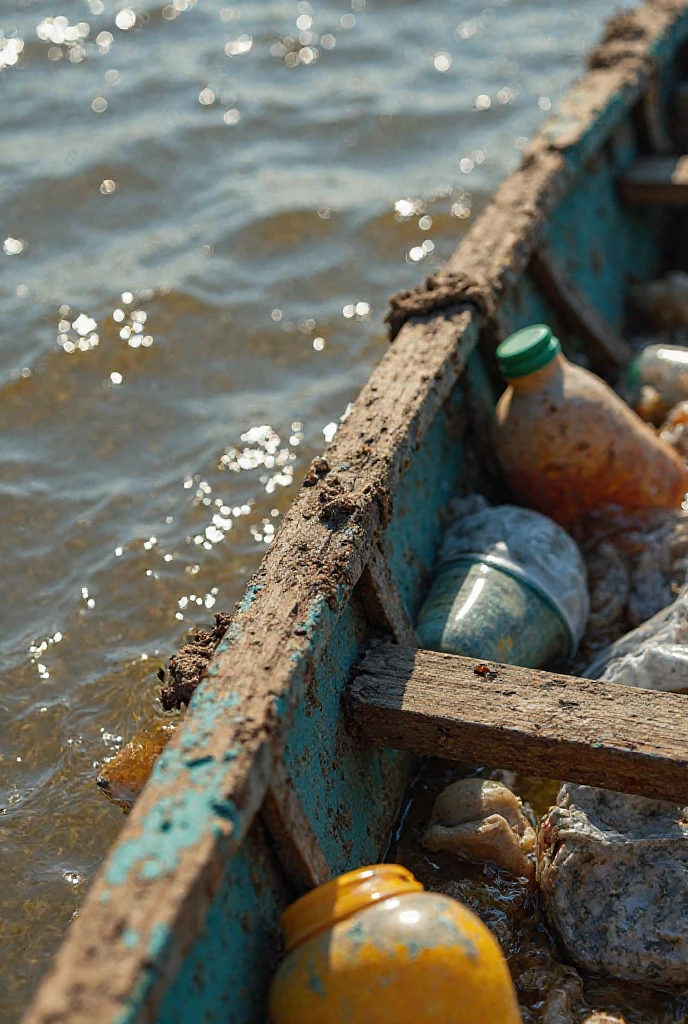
xmin=268 ymin=864 xmax=523 ymax=1024
xmin=491 ymin=324 xmax=688 ymax=528
xmin=415 ymin=496 xmax=588 ymax=667
xmin=626 ymin=344 xmax=688 ymax=423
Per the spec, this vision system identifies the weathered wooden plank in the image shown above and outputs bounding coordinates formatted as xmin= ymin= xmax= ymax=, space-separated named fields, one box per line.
xmin=261 ymin=761 xmax=330 ymax=893
xmin=348 ymin=641 xmax=688 ymax=804
xmin=619 ymin=155 xmax=688 ymax=203
xmin=529 ymin=245 xmax=632 ymax=370
xmin=359 ymin=543 xmax=419 ymax=648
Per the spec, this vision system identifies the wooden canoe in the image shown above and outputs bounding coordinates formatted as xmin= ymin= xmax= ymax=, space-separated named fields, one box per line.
xmin=25 ymin=0 xmax=688 ymax=1020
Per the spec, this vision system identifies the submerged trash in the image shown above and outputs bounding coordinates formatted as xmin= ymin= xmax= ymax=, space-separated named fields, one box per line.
xmin=96 ymin=719 xmax=178 ymax=812
xmin=537 ymin=969 xmax=584 ymax=1024
xmin=538 ymin=784 xmax=688 ymax=986
xmin=625 ymin=343 xmax=688 ymax=424
xmin=584 ymin=584 xmax=688 ymax=690
xmin=269 ymin=864 xmax=523 ymax=1024
xmin=631 ymin=270 xmax=688 ymax=329
xmin=422 ymin=778 xmax=536 ymax=881
xmin=416 ymin=496 xmax=588 ymax=667
xmin=491 ymin=324 xmax=688 ymax=527
xmin=573 ymin=505 xmax=688 ymax=661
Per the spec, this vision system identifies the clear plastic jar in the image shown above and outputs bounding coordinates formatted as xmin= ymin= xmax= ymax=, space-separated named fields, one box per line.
xmin=416 ymin=555 xmax=570 ymax=666
xmin=626 ymin=344 xmax=688 ymax=423
xmin=415 ymin=497 xmax=588 ymax=667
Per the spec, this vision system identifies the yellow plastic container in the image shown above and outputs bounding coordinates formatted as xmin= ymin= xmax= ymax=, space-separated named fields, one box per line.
xmin=268 ymin=864 xmax=523 ymax=1024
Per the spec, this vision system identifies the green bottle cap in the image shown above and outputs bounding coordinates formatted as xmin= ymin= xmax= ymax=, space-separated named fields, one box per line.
xmin=496 ymin=324 xmax=562 ymax=379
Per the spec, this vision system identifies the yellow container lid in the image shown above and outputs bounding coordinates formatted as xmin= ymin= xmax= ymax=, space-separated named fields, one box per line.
xmin=281 ymin=864 xmax=423 ymax=953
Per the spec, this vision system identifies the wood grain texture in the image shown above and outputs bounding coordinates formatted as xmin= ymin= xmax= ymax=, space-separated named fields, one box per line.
xmin=359 ymin=543 xmax=419 ymax=648
xmin=261 ymin=761 xmax=330 ymax=893
xmin=619 ymin=155 xmax=688 ymax=204
xmin=530 ymin=245 xmax=632 ymax=370
xmin=349 ymin=641 xmax=688 ymax=803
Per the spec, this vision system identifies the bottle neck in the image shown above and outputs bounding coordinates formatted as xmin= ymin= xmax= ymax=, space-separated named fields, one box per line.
xmin=281 ymin=864 xmax=423 ymax=954
xmin=505 ymin=352 xmax=565 ymax=393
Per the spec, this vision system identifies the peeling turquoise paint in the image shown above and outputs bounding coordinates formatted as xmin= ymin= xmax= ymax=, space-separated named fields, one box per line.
xmin=106 ymin=774 xmax=238 ymax=886
xmin=272 ymin=691 xmax=290 ymax=720
xmin=105 ymin=693 xmax=243 ymax=888
xmin=148 ymin=922 xmax=172 ymax=959
xmin=216 ymin=582 xmax=265 ymax=653
xmin=548 ymin=132 xmax=658 ymax=331
xmin=159 ymin=825 xmax=286 ymax=1024
xmin=122 ymin=929 xmax=140 ymax=950
xmin=282 ymin=606 xmax=409 ymax=878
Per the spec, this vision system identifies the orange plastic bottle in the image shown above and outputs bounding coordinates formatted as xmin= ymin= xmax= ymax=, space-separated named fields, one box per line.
xmin=491 ymin=325 xmax=688 ymax=528
xmin=268 ymin=864 xmax=523 ymax=1024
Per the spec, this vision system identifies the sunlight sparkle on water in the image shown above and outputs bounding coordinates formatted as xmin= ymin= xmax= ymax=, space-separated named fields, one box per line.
xmin=3 ymin=237 xmax=24 ymax=255
xmin=115 ymin=9 xmax=136 ymax=31
xmin=225 ymin=35 xmax=252 ymax=56
xmin=0 ymin=36 xmax=24 ymax=69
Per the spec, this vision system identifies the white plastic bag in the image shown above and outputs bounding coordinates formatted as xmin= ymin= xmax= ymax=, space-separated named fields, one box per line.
xmin=584 ymin=584 xmax=688 ymax=690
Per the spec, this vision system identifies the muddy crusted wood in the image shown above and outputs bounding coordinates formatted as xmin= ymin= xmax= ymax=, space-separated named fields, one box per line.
xmin=619 ymin=154 xmax=688 ymax=203
xmin=349 ymin=641 xmax=688 ymax=804
xmin=529 ymin=245 xmax=632 ymax=370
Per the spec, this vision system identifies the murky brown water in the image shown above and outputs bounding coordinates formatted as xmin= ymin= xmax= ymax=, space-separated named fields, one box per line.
xmin=0 ymin=0 xmax=633 ymax=1017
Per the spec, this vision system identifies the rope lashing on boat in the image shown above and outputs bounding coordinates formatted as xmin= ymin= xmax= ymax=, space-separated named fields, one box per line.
xmin=586 ymin=0 xmax=679 ymax=70
xmin=385 ymin=272 xmax=497 ymax=342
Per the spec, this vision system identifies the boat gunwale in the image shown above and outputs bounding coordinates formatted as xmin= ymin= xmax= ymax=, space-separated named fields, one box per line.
xmin=24 ymin=2 xmax=688 ymax=1021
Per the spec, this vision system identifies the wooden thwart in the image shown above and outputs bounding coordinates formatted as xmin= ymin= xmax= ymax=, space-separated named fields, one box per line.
xmin=619 ymin=154 xmax=688 ymax=204
xmin=348 ymin=640 xmax=688 ymax=803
